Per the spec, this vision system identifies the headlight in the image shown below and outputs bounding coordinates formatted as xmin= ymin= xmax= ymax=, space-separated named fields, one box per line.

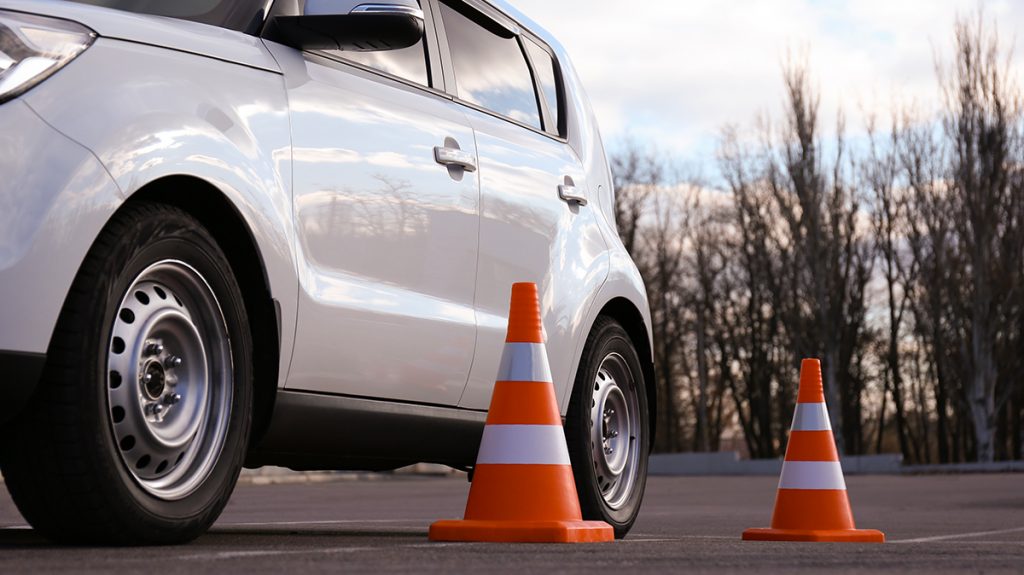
xmin=0 ymin=11 xmax=95 ymax=103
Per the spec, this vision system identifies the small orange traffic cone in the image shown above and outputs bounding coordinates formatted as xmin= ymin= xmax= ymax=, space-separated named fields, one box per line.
xmin=429 ymin=282 xmax=613 ymax=543
xmin=743 ymin=359 xmax=884 ymax=543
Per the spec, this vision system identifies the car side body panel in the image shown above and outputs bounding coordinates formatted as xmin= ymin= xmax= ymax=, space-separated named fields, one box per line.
xmin=457 ymin=106 xmax=609 ymax=411
xmin=265 ymin=40 xmax=482 ymax=406
xmin=456 ymin=1 xmax=654 ymax=413
xmin=17 ymin=34 xmax=299 ymax=388
xmin=0 ymin=0 xmax=653 ymax=467
xmin=0 ymin=0 xmax=276 ymax=72
xmin=0 ymin=99 xmax=123 ymax=355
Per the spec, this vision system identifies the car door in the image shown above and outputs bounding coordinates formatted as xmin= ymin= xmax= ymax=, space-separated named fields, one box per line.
xmin=266 ymin=2 xmax=481 ymax=405
xmin=429 ymin=0 xmax=609 ymax=410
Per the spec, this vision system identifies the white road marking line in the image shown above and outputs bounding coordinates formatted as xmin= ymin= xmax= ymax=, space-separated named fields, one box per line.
xmin=892 ymin=526 xmax=1024 ymax=543
xmin=623 ymin=535 xmax=735 ymax=542
xmin=219 ymin=519 xmax=425 ymax=528
xmin=180 ymin=541 xmax=468 ymax=560
xmin=921 ymin=541 xmax=1024 ymax=545
xmin=177 ymin=547 xmax=375 ymax=560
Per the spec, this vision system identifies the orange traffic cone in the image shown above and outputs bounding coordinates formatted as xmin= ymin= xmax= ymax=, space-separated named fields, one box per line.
xmin=429 ymin=282 xmax=613 ymax=543
xmin=743 ymin=359 xmax=884 ymax=543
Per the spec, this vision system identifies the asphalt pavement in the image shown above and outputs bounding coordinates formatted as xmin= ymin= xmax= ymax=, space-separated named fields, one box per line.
xmin=0 ymin=473 xmax=1021 ymax=573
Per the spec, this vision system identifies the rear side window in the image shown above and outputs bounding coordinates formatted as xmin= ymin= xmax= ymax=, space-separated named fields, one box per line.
xmin=438 ymin=2 xmax=541 ymax=129
xmin=524 ymin=38 xmax=561 ymax=136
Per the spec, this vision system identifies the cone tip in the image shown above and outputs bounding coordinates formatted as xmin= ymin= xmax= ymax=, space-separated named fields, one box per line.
xmin=801 ymin=358 xmax=820 ymax=371
xmin=506 ymin=282 xmax=543 ymax=343
xmin=798 ymin=358 xmax=825 ymax=403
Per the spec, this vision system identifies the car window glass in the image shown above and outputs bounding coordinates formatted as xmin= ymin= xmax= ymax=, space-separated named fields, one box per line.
xmin=524 ymin=38 xmax=560 ymax=136
xmin=334 ymin=40 xmax=431 ymax=87
xmin=438 ymin=2 xmax=540 ymax=129
xmin=66 ymin=0 xmax=264 ymax=33
xmin=325 ymin=0 xmax=431 ymax=89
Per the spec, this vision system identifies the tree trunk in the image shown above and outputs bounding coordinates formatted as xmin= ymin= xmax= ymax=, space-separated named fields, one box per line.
xmin=695 ymin=302 xmax=711 ymax=452
xmin=823 ymin=348 xmax=843 ymax=453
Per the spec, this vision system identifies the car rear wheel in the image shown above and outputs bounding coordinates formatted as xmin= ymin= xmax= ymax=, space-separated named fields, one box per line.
xmin=565 ymin=316 xmax=650 ymax=539
xmin=1 ymin=202 xmax=252 ymax=545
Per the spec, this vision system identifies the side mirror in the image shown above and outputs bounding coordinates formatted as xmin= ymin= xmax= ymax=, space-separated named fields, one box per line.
xmin=272 ymin=0 xmax=424 ymax=52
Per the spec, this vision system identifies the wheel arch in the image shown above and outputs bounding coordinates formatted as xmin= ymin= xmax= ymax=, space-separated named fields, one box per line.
xmin=123 ymin=176 xmax=280 ymax=443
xmin=594 ymin=297 xmax=656 ymax=450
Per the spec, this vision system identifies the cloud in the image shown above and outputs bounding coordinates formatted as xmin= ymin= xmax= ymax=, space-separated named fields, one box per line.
xmin=507 ymin=0 xmax=1024 ymax=164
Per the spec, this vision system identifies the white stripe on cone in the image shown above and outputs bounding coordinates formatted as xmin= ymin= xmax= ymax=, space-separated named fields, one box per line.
xmin=497 ymin=342 xmax=553 ymax=383
xmin=791 ymin=402 xmax=832 ymax=431
xmin=475 ymin=425 xmax=571 ymax=465
xmin=777 ymin=460 xmax=847 ymax=490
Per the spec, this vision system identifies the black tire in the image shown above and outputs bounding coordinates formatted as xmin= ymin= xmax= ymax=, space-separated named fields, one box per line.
xmin=565 ymin=316 xmax=650 ymax=539
xmin=1 ymin=202 xmax=253 ymax=545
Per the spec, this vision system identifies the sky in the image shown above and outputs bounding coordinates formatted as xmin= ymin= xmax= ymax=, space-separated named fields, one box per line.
xmin=508 ymin=0 xmax=1024 ymax=172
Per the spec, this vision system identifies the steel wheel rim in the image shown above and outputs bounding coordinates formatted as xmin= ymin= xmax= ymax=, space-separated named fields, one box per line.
xmin=106 ymin=260 xmax=233 ymax=500
xmin=589 ymin=352 xmax=641 ymax=510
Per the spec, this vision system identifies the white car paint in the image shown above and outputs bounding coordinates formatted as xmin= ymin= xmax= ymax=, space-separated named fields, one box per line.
xmin=458 ymin=105 xmax=608 ymax=411
xmin=0 ymin=0 xmax=651 ymax=420
xmin=16 ymin=33 xmax=300 ymax=389
xmin=267 ymin=39 xmax=481 ymax=404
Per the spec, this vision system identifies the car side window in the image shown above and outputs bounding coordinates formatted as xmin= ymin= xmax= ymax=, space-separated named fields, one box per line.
xmin=438 ymin=1 xmax=541 ymax=129
xmin=336 ymin=45 xmax=430 ymax=86
xmin=325 ymin=3 xmax=430 ymax=87
xmin=524 ymin=38 xmax=561 ymax=137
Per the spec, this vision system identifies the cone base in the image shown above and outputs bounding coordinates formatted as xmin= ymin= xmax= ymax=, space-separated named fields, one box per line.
xmin=429 ymin=519 xmax=614 ymax=543
xmin=742 ymin=527 xmax=885 ymax=543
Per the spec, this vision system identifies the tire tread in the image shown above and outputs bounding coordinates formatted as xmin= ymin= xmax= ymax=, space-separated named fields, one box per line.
xmin=564 ymin=316 xmax=649 ymax=539
xmin=1 ymin=202 xmax=251 ymax=545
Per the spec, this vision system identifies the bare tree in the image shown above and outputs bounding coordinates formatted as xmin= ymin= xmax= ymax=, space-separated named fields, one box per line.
xmin=898 ymin=108 xmax=963 ymax=462
xmin=718 ymin=126 xmax=791 ymax=458
xmin=939 ymin=12 xmax=1024 ymax=462
xmin=865 ymin=117 xmax=916 ymax=461
xmin=611 ymin=140 xmax=663 ymax=257
xmin=685 ymin=189 xmax=731 ymax=451
xmin=644 ymin=188 xmax=692 ymax=451
xmin=607 ymin=12 xmax=1024 ymax=462
xmin=760 ymin=61 xmax=874 ymax=454
xmin=610 ymin=141 xmax=694 ymax=451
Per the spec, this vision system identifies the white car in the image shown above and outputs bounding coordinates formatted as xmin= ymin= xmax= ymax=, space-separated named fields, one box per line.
xmin=0 ymin=0 xmax=653 ymax=543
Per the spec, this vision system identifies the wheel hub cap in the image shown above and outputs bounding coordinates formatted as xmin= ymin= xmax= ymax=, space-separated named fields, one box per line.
xmin=107 ymin=261 xmax=232 ymax=500
xmin=590 ymin=353 xmax=641 ymax=510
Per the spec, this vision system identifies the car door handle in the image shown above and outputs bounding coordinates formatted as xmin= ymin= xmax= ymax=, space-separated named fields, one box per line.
xmin=434 ymin=146 xmax=477 ymax=172
xmin=558 ymin=183 xmax=588 ymax=206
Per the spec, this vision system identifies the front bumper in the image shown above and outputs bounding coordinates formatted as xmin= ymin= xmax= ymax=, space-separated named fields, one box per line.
xmin=0 ymin=99 xmax=122 ymax=420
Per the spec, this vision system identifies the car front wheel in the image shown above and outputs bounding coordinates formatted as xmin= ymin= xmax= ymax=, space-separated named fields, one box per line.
xmin=1 ymin=202 xmax=252 ymax=545
xmin=565 ymin=316 xmax=650 ymax=539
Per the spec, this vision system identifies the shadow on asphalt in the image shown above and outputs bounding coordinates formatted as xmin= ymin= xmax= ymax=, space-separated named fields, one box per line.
xmin=0 ymin=526 xmax=428 ymax=549
xmin=210 ymin=527 xmax=427 ymax=539
xmin=0 ymin=529 xmax=49 ymax=548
